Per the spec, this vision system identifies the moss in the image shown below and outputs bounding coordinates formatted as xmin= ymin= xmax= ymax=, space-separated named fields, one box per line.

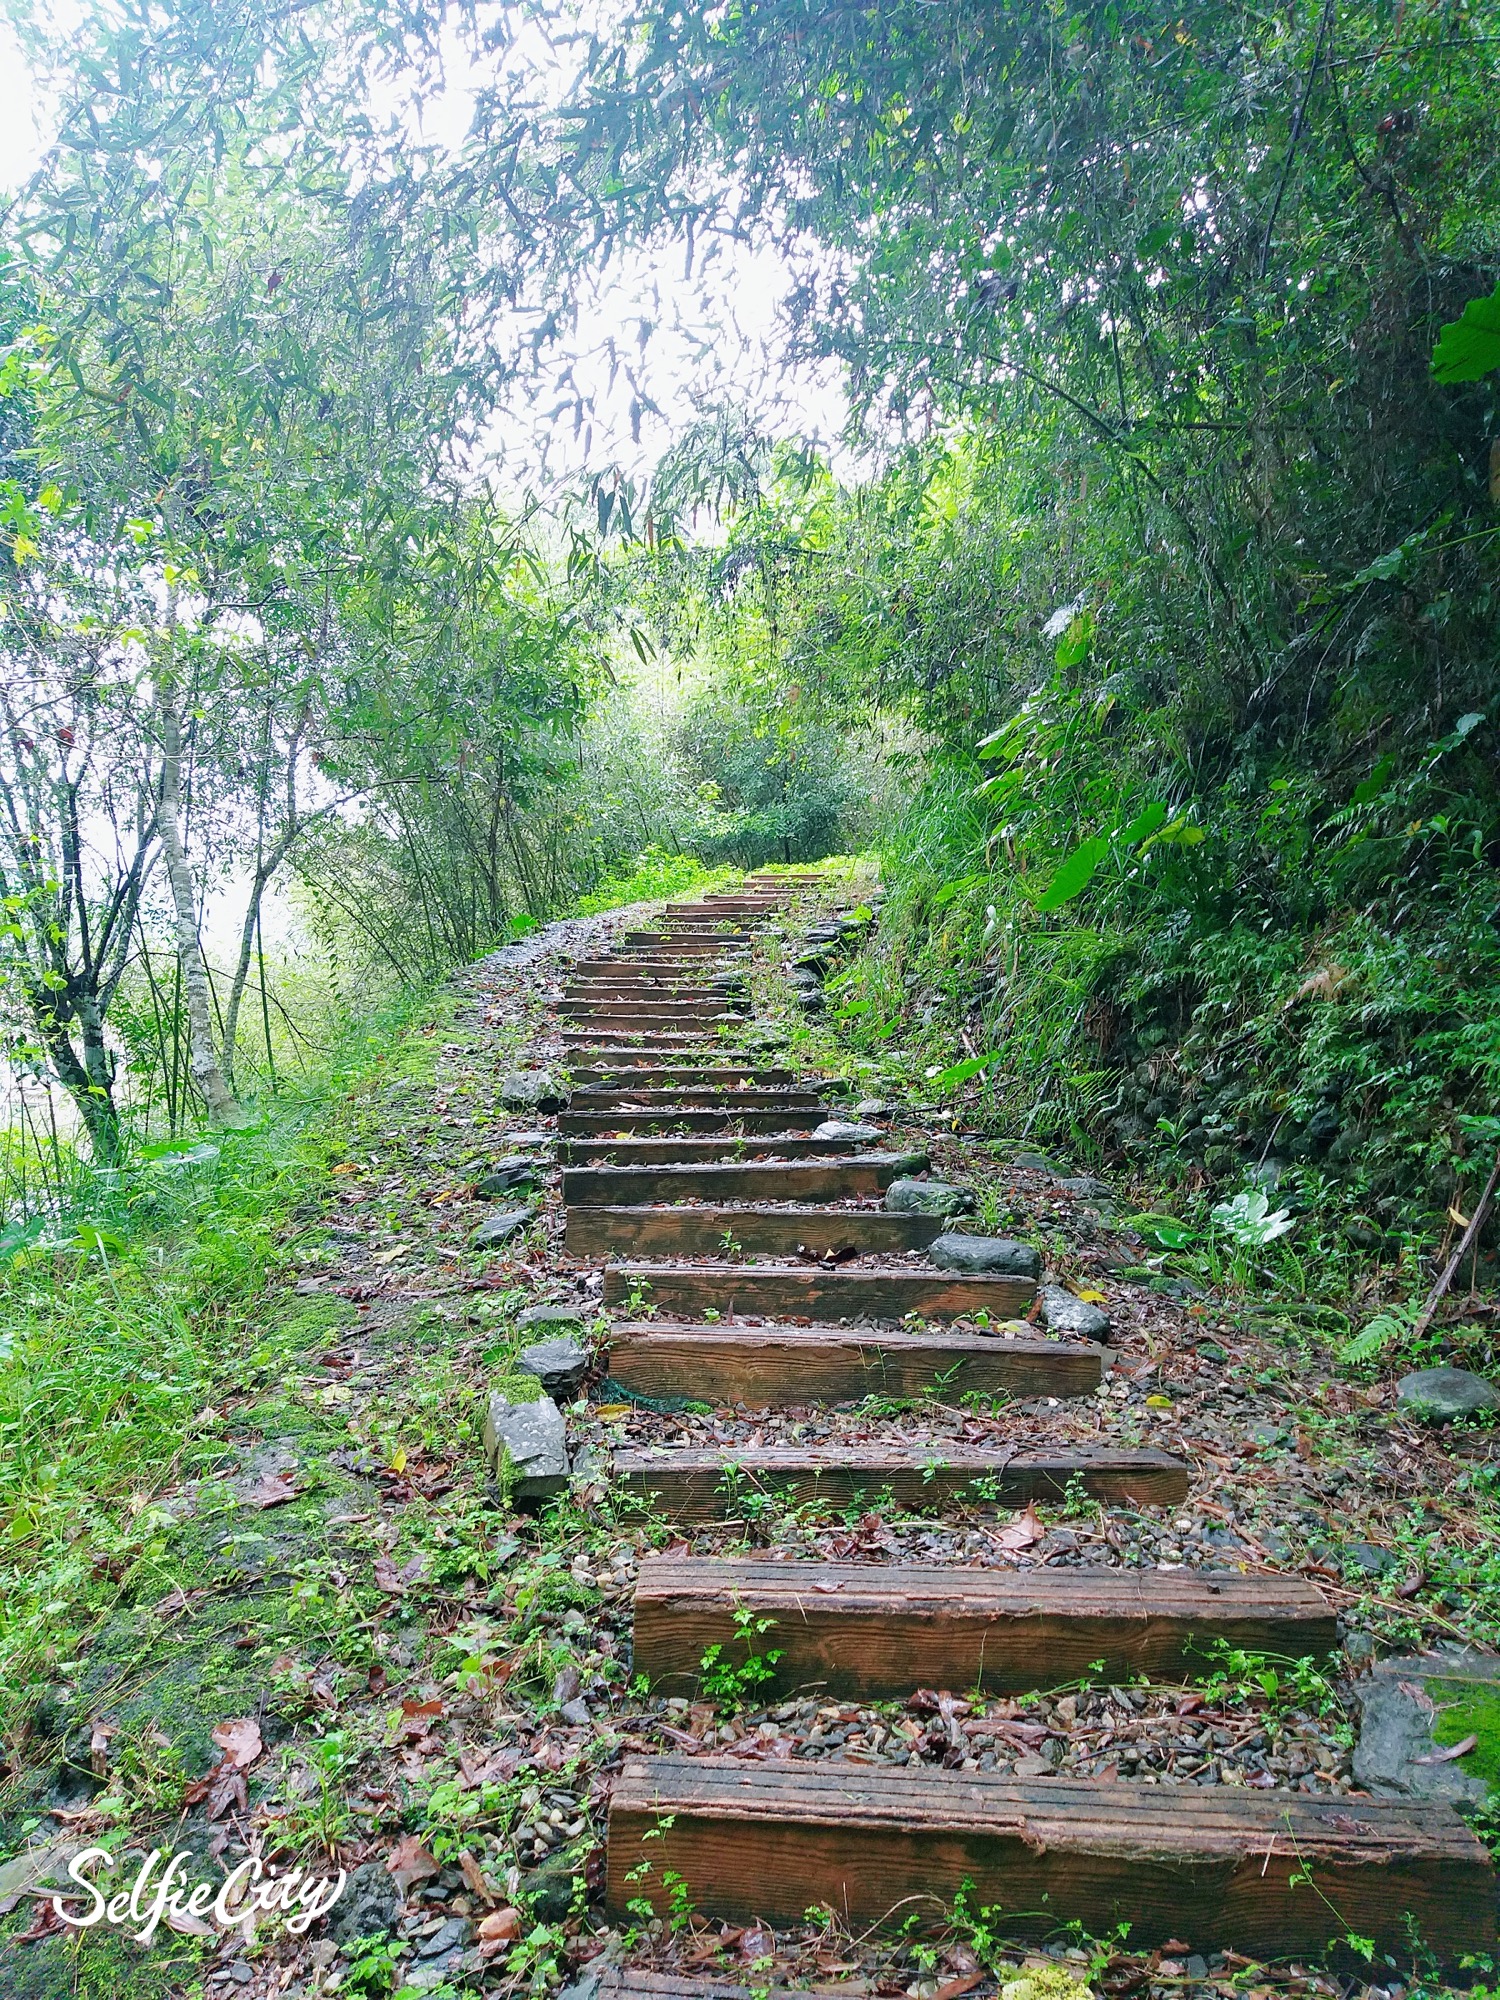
xmin=1429 ymin=1675 xmax=1500 ymax=1795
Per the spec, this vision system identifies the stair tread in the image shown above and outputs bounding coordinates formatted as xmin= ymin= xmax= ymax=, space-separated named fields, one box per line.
xmin=607 ymin=1754 xmax=1491 ymax=1955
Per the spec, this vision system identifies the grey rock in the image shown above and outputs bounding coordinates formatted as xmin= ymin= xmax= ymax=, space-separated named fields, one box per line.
xmin=1345 ymin=1540 xmax=1397 ymax=1578
xmin=328 ymin=1861 xmax=403 ymax=1943
xmin=1013 ymin=1151 xmax=1063 ymax=1172
xmin=559 ymin=1697 xmax=592 ymax=1727
xmin=813 ymin=1119 xmax=884 ymax=1144
xmin=518 ymin=1302 xmax=589 ymax=1334
xmin=1354 ymin=1647 xmax=1496 ymax=1804
xmin=505 ymin=1130 xmax=554 ymax=1149
xmin=418 ymin=1917 xmax=471 ymax=1958
xmin=1056 ymin=1175 xmax=1114 ymax=1200
xmin=522 ymin=1860 xmax=577 ymax=1923
xmin=518 ymin=1337 xmax=590 ymax=1399
xmin=1397 ymin=1366 xmax=1500 ymax=1423
xmin=1182 ymin=1957 xmax=1209 ymax=1981
xmin=929 ymin=1233 xmax=1042 ymax=1278
xmin=557 ymin=1970 xmax=604 ymax=2000
xmin=471 ymin=1205 xmax=536 ymax=1248
xmin=499 ymin=1069 xmax=569 ymax=1113
xmin=854 ymin=1099 xmax=890 ymax=1118
xmin=1039 ymin=1285 xmax=1111 ymax=1340
xmin=475 ymin=1154 xmax=546 ymax=1197
xmin=484 ymin=1393 xmax=569 ymax=1501
xmin=884 ymin=1177 xmax=976 ymax=1218
xmin=1250 ymin=1420 xmax=1286 ymax=1448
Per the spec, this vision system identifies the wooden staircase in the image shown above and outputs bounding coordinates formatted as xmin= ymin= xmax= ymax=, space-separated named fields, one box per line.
xmin=531 ymin=874 xmax=1492 ymax=1963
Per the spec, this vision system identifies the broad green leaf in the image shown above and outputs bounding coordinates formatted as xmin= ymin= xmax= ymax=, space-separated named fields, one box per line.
xmin=929 ymin=1052 xmax=996 ymax=1088
xmin=1034 ymin=835 xmax=1109 ymax=911
xmin=1432 ymin=282 xmax=1500 ymax=383
xmin=1118 ymin=802 xmax=1168 ymax=845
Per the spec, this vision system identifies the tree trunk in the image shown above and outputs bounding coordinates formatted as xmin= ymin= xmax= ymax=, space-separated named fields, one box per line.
xmin=31 ymin=987 xmax=121 ymax=1165
xmin=156 ymin=695 xmax=240 ymax=1125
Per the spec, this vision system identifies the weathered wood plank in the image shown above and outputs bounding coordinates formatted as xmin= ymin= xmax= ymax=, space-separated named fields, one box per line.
xmin=604 ymin=1261 xmax=1035 ymax=1320
xmin=560 ymin=1109 xmax=826 ymax=1136
xmin=561 ymin=1157 xmax=925 ymax=1206
xmin=611 ymin=1443 xmax=1190 ymax=1518
xmin=631 ymin=1558 xmax=1337 ymax=1697
xmin=569 ymin=1088 xmax=823 ymax=1109
xmin=568 ymin=1067 xmax=799 ymax=1088
xmin=606 ymin=1755 xmax=1493 ymax=1957
xmin=562 ymin=1136 xmax=866 ymax=1167
xmin=606 ymin=1323 xmax=1098 ymax=1406
xmin=563 ymin=1204 xmax=939 ymax=1258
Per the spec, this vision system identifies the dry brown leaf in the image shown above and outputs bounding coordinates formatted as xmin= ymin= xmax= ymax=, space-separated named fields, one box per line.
xmin=211 ymin=1718 xmax=264 ymax=1770
xmin=1414 ymin=1733 xmax=1478 ymax=1766
xmin=994 ymin=1501 xmax=1045 ymax=1551
xmin=477 ymin=1905 xmax=522 ymax=1942
xmin=386 ymin=1833 xmax=440 ymax=1893
xmin=244 ymin=1470 xmax=299 ymax=1510
xmin=459 ymin=1852 xmax=498 ymax=1904
xmin=89 ymin=1720 xmax=117 ymax=1778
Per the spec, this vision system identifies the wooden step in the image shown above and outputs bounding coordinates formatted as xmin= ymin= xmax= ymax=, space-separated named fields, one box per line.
xmin=560 ymin=1109 xmax=826 ymax=1136
xmin=569 ymin=1088 xmax=822 ymax=1109
xmin=571 ymin=961 xmax=742 ymax=978
xmin=631 ymin=1558 xmax=1337 ymax=1697
xmin=606 ymin=1323 xmax=1099 ymax=1405
xmin=561 ymin=1157 xmax=924 ymax=1206
xmin=612 ymin=1443 xmax=1190 ymax=1518
xmin=607 ymin=1755 xmax=1491 ymax=1957
xmin=561 ymin=1031 xmax=723 ymax=1050
xmin=561 ymin=1005 xmax=739 ymax=1023
xmin=562 ymin=1135 xmax=861 ymax=1167
xmin=568 ymin=1067 xmax=799 ymax=1088
xmin=604 ymin=1261 xmax=1035 ymax=1320
xmin=563 ymin=1204 xmax=941 ymax=1259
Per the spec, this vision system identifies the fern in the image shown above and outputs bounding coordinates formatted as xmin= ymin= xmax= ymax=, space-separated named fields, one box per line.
xmin=1341 ymin=1303 xmax=1420 ymax=1365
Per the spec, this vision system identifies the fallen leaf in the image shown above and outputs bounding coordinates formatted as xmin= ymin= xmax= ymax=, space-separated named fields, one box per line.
xmin=332 ymin=1162 xmax=362 ymax=1175
xmin=386 ymin=1833 xmax=440 ymax=1893
xmin=478 ymin=1905 xmax=522 ymax=1942
xmin=994 ymin=1502 xmax=1045 ymax=1552
xmin=594 ymin=1404 xmax=632 ymax=1419
xmin=89 ymin=1720 xmax=117 ymax=1777
xmin=373 ymin=1555 xmax=406 ymax=1593
xmin=459 ymin=1851 xmax=498 ymax=1904
xmin=1075 ymin=1289 xmax=1109 ymax=1305
xmin=371 ymin=1245 xmax=409 ymax=1266
xmin=931 ymin=1976 xmax=986 ymax=2000
xmin=211 ymin=1718 xmax=264 ymax=1770
xmin=1414 ymin=1733 xmax=1478 ymax=1766
xmin=1145 ymin=1394 xmax=1173 ymax=1409
xmin=244 ymin=1469 xmax=299 ymax=1510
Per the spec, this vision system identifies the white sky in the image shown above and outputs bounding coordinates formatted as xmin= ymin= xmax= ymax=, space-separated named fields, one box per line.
xmin=0 ymin=4 xmax=846 ymax=490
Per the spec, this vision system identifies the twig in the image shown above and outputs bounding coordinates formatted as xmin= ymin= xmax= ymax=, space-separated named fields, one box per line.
xmin=1412 ymin=1148 xmax=1500 ymax=1340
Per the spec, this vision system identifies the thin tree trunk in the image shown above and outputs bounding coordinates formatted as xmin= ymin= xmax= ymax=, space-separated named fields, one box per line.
xmin=156 ymin=693 xmax=239 ymax=1125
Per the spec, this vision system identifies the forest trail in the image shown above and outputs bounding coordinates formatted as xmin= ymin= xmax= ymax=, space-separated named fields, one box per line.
xmin=5 ymin=880 xmax=1495 ymax=2000
xmin=545 ymin=881 xmax=1488 ymax=1974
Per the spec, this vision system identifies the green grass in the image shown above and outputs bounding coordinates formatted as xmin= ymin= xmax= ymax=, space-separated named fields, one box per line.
xmin=0 ymin=985 xmax=443 ymax=1728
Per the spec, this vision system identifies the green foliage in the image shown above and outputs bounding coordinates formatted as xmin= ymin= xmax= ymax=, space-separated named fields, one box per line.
xmin=1432 ymin=282 xmax=1500 ymax=383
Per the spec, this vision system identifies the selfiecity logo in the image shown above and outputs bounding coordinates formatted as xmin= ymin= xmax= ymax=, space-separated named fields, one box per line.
xmin=53 ymin=1846 xmax=348 ymax=1944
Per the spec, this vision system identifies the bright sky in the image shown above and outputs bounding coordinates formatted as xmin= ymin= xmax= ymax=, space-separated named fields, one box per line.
xmin=0 ymin=3 xmax=846 ymax=491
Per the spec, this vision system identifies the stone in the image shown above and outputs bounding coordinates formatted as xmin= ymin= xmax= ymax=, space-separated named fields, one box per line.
xmin=813 ymin=1120 xmax=884 ymax=1144
xmin=475 ymin=1155 xmax=546 ymax=1197
xmin=418 ymin=1917 xmax=471 ymax=1958
xmin=1344 ymin=1540 xmax=1397 ymax=1578
xmin=1396 ymin=1366 xmax=1500 ymax=1423
xmin=328 ymin=1861 xmax=403 ymax=1943
xmin=499 ymin=1069 xmax=568 ymax=1113
xmin=854 ymin=1099 xmax=890 ymax=1117
xmin=1039 ymin=1285 xmax=1111 ymax=1340
xmin=518 ymin=1337 xmax=590 ymax=1399
xmin=1013 ymin=1151 xmax=1063 ymax=1172
xmin=929 ymin=1233 xmax=1042 ymax=1278
xmin=884 ymin=1177 xmax=976 ymax=1218
xmin=559 ymin=1696 xmax=592 ymax=1727
xmin=470 ymin=1206 xmax=536 ymax=1249
xmin=522 ymin=1859 xmax=577 ymax=1923
xmin=1055 ymin=1175 xmax=1113 ymax=1200
xmin=1353 ymin=1647 xmax=1496 ymax=1805
xmin=484 ymin=1393 xmax=569 ymax=1501
xmin=518 ymin=1302 xmax=589 ymax=1333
